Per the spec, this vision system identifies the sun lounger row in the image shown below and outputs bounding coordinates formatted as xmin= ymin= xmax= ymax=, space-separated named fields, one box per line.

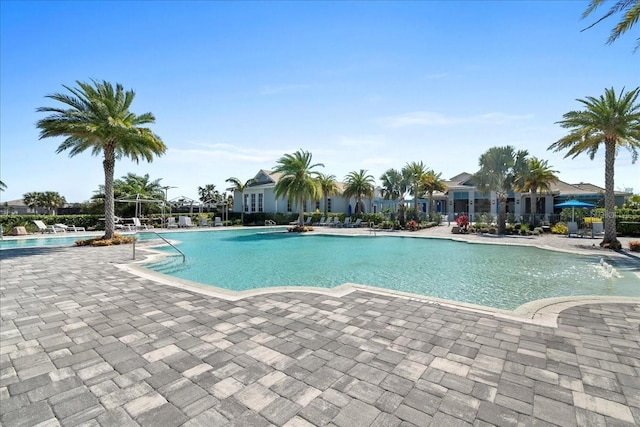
xmin=308 ymin=217 xmax=363 ymax=227
xmin=33 ymin=220 xmax=85 ymax=233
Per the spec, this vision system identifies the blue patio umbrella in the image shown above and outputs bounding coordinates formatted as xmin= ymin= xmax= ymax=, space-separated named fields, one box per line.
xmin=554 ymin=200 xmax=595 ymax=222
xmin=348 ymin=204 xmax=352 ymax=216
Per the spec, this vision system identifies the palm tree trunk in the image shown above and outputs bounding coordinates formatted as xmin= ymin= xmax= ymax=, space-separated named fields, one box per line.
xmin=323 ymin=195 xmax=328 ymax=218
xmin=530 ymin=186 xmax=538 ymax=228
xmin=428 ymin=190 xmax=434 ymax=217
xmin=240 ymin=194 xmax=244 ymax=225
xmin=298 ymin=196 xmax=304 ymax=226
xmin=103 ymin=153 xmax=116 ymax=240
xmin=498 ymin=197 xmax=507 ymax=235
xmin=601 ymin=140 xmax=620 ymax=248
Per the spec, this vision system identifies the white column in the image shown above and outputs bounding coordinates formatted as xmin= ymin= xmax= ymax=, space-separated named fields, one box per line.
xmin=468 ymin=190 xmax=475 ymax=221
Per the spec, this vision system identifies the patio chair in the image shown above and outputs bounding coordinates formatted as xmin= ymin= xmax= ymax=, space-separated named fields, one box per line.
xmin=314 ymin=217 xmax=325 ymax=226
xmin=167 ymin=217 xmax=178 ymax=228
xmin=304 ymin=217 xmax=312 ymax=226
xmin=339 ymin=217 xmax=351 ymax=227
xmin=329 ymin=217 xmax=341 ymax=227
xmin=199 ymin=216 xmax=211 ymax=227
xmin=54 ymin=223 xmax=86 ymax=232
xmin=214 ymin=217 xmax=223 ymax=227
xmin=590 ymin=221 xmax=604 ymax=238
xmin=132 ymin=217 xmax=153 ymax=230
xmin=567 ymin=221 xmax=580 ymax=238
xmin=289 ymin=216 xmax=301 ymax=225
xmin=33 ymin=220 xmax=66 ymax=233
xmin=348 ymin=218 xmax=362 ymax=228
xmin=178 ymin=216 xmax=194 ymax=228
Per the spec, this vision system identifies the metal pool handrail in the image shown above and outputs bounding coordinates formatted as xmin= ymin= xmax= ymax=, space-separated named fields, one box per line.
xmin=133 ymin=231 xmax=185 ymax=263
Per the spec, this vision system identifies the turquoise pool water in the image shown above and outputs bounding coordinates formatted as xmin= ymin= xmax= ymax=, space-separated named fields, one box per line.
xmin=0 ymin=235 xmax=93 ymax=250
xmin=146 ymin=229 xmax=639 ymax=310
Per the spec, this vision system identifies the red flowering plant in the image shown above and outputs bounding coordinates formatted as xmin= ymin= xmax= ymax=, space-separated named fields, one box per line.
xmin=407 ymin=220 xmax=419 ymax=231
xmin=455 ymin=215 xmax=469 ymax=232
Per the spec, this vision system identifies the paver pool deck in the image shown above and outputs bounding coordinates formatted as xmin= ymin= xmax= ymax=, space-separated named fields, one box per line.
xmin=1 ymin=226 xmax=639 ymax=426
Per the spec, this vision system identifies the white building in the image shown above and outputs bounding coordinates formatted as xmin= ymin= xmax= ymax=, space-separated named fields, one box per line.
xmin=232 ymin=170 xmax=629 ymax=221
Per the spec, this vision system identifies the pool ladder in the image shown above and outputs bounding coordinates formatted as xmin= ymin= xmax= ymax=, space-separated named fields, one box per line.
xmin=369 ymin=222 xmax=377 ymax=236
xmin=132 ymin=231 xmax=185 ymax=263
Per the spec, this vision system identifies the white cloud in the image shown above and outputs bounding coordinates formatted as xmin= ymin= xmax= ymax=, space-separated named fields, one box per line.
xmin=380 ymin=111 xmax=534 ymax=128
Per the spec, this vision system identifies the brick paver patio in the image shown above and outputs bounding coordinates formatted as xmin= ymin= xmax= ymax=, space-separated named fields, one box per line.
xmin=1 ymin=243 xmax=639 ymax=426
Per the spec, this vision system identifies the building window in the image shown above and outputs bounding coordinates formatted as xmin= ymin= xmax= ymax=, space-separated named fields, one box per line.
xmin=304 ymin=201 xmax=308 ymax=212
xmin=327 ymin=198 xmax=332 ymax=213
xmin=243 ymin=194 xmax=249 ymax=212
xmin=251 ymin=194 xmax=256 ymax=212
xmin=316 ymin=201 xmax=320 ymax=211
xmin=287 ymin=199 xmax=292 ymax=212
xmin=258 ymin=193 xmax=263 ymax=212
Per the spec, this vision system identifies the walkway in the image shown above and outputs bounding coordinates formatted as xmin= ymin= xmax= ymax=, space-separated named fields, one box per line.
xmin=1 ymin=241 xmax=639 ymax=426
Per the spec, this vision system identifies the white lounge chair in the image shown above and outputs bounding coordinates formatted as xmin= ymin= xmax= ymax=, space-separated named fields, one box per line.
xmin=339 ymin=217 xmax=351 ymax=227
xmin=348 ymin=218 xmax=362 ymax=228
xmin=178 ymin=216 xmax=194 ymax=228
xmin=55 ymin=223 xmax=86 ymax=232
xmin=199 ymin=216 xmax=211 ymax=227
xmin=113 ymin=216 xmax=133 ymax=231
xmin=304 ymin=217 xmax=312 ymax=226
xmin=33 ymin=220 xmax=66 ymax=233
xmin=132 ymin=217 xmax=153 ymax=230
xmin=167 ymin=217 xmax=178 ymax=228
xmin=214 ymin=217 xmax=222 ymax=227
xmin=289 ymin=216 xmax=301 ymax=225
xmin=591 ymin=221 xmax=604 ymax=238
xmin=314 ymin=217 xmax=325 ymax=226
xmin=567 ymin=221 xmax=580 ymax=238
xmin=329 ymin=217 xmax=341 ymax=227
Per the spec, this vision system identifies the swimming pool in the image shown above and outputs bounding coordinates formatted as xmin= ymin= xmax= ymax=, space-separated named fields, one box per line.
xmin=0 ymin=234 xmax=101 ymax=250
xmin=145 ymin=229 xmax=639 ymax=310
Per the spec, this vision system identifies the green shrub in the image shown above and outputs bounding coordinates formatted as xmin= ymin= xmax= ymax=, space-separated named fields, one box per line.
xmin=75 ymin=233 xmax=135 ymax=247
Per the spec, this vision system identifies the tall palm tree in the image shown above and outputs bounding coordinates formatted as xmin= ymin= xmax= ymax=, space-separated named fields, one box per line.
xmin=225 ymin=177 xmax=257 ymax=224
xmin=418 ymin=169 xmax=446 ymax=215
xmin=582 ymin=0 xmax=640 ymax=52
xmin=198 ymin=184 xmax=221 ymax=211
xmin=36 ymin=80 xmax=166 ymax=239
xmin=0 ymin=180 xmax=6 ymax=191
xmin=113 ymin=173 xmax=164 ymax=216
xmin=402 ymin=161 xmax=428 ymax=212
xmin=317 ymin=173 xmax=339 ymax=218
xmin=273 ymin=150 xmax=324 ymax=225
xmin=548 ymin=87 xmax=640 ymax=249
xmin=380 ymin=168 xmax=409 ymax=224
xmin=514 ymin=157 xmax=558 ymax=227
xmin=198 ymin=184 xmax=217 ymax=203
xmin=473 ymin=146 xmax=529 ymax=234
xmin=23 ymin=191 xmax=43 ymax=214
xmin=41 ymin=191 xmax=66 ymax=215
xmin=343 ymin=169 xmax=375 ymax=214
xmin=116 ymin=173 xmax=164 ymax=199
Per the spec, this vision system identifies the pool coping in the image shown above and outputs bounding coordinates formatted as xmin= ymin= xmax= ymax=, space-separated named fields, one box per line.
xmin=119 ymin=242 xmax=640 ymax=329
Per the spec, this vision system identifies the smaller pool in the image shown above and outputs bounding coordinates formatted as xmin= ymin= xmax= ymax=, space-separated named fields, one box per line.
xmin=0 ymin=232 xmax=114 ymax=250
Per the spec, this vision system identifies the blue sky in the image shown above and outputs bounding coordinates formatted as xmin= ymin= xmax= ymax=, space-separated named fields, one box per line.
xmin=1 ymin=1 xmax=638 ymax=203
